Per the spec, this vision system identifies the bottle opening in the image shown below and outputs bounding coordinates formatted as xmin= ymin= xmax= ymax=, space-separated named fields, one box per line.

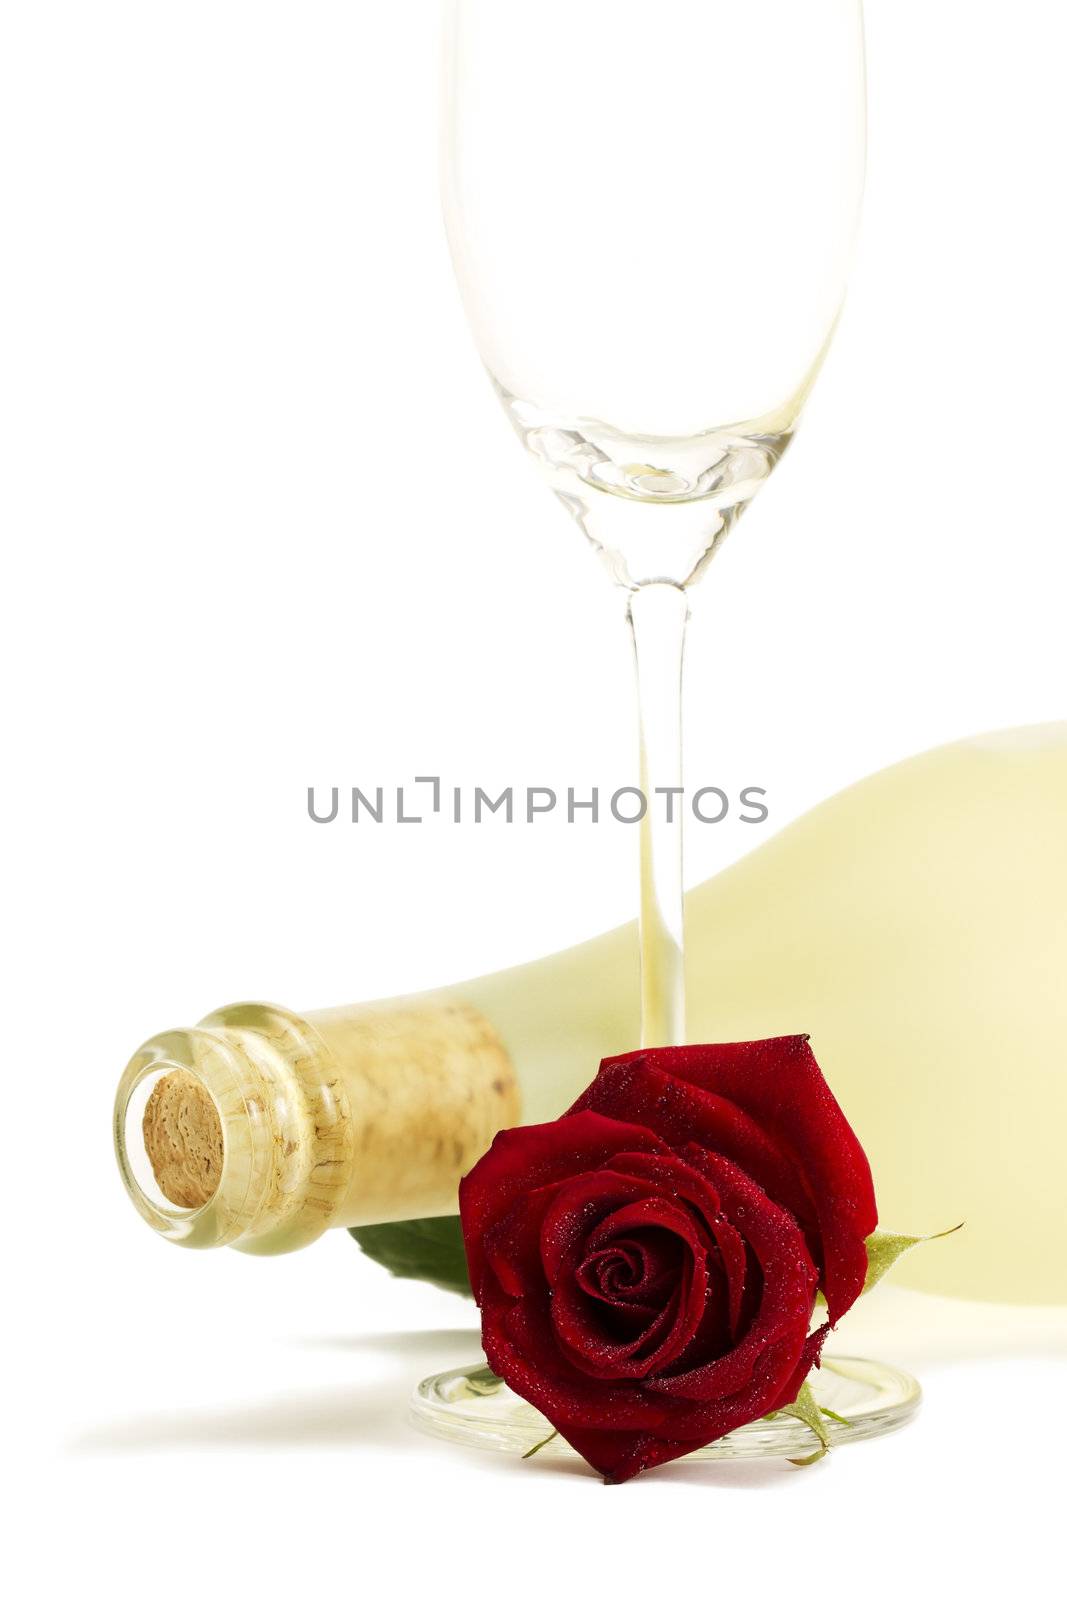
xmin=114 ymin=1027 xmax=259 ymax=1247
xmin=114 ymin=1012 xmax=348 ymax=1252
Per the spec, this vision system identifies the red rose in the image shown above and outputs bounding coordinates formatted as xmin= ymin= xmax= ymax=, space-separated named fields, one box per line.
xmin=459 ymin=1035 xmax=877 ymax=1482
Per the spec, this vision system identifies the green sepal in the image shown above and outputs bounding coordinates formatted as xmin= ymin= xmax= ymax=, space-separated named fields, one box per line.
xmin=778 ymin=1380 xmax=833 ymax=1466
xmin=861 ymin=1224 xmax=964 ymax=1295
xmin=523 ymin=1430 xmax=559 ymax=1460
xmin=814 ymin=1223 xmax=964 ymax=1311
xmin=348 ymin=1215 xmax=473 ymax=1298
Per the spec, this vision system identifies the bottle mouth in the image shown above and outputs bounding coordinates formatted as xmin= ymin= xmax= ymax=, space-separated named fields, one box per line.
xmin=114 ymin=1003 xmax=357 ymax=1253
xmin=114 ymin=1028 xmax=261 ymax=1247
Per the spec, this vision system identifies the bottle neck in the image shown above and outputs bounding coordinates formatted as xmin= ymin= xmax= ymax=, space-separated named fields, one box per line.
xmin=114 ymin=997 xmax=519 ymax=1253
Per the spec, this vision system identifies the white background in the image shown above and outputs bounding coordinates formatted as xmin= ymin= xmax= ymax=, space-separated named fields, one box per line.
xmin=3 ymin=2 xmax=1065 ymax=1596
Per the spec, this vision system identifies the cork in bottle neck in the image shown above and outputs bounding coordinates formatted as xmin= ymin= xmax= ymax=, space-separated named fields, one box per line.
xmin=115 ymin=995 xmax=521 ymax=1253
xmin=114 ymin=1002 xmax=355 ymax=1253
xmin=142 ymin=1069 xmax=224 ymax=1209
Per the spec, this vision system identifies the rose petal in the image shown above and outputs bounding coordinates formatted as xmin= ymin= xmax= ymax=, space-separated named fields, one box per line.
xmin=578 ymin=1037 xmax=876 ymax=1323
xmin=481 ymin=1295 xmax=676 ymax=1433
xmin=539 ymin=1169 xmax=663 ymax=1290
xmin=549 ymin=1195 xmax=708 ymax=1378
xmin=569 ymin=1058 xmax=817 ymax=1234
xmin=645 ymin=1149 xmax=816 ymax=1402
xmin=553 ymin=1336 xmax=814 ymax=1482
xmin=603 ymin=1150 xmax=749 ymax=1339
xmin=763 ymin=1321 xmax=832 ymax=1415
xmin=481 ymin=1183 xmax=566 ymax=1299
xmin=553 ymin=1277 xmax=689 ymax=1380
xmin=459 ymin=1112 xmax=669 ymax=1301
xmin=578 ymin=1239 xmax=669 ymax=1306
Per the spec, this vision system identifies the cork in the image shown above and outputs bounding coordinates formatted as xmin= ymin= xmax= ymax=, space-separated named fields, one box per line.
xmin=143 ymin=1069 xmax=224 ymax=1208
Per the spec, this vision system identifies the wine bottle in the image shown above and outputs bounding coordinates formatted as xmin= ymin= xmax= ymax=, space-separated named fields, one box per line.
xmin=114 ymin=723 xmax=1067 ymax=1302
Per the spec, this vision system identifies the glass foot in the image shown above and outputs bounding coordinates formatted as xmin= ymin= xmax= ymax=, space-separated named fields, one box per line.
xmin=410 ymin=1356 xmax=920 ymax=1462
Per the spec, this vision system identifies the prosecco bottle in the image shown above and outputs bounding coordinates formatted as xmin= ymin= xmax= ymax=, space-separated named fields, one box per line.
xmin=114 ymin=723 xmax=1067 ymax=1303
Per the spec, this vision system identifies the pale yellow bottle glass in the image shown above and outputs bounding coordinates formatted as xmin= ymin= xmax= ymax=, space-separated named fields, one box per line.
xmin=116 ymin=723 xmax=1067 ymax=1303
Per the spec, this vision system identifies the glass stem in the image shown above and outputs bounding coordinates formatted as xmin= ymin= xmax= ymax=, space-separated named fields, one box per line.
xmin=627 ymin=581 xmax=690 ymax=1048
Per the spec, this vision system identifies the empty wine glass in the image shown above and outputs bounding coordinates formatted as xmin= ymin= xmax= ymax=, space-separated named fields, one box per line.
xmin=410 ymin=0 xmax=917 ymax=1466
xmin=443 ymin=0 xmax=866 ymax=1047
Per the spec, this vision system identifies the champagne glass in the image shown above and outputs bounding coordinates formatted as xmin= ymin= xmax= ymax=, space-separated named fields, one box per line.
xmin=442 ymin=0 xmax=866 ymax=1048
xmin=413 ymin=0 xmax=918 ymax=1464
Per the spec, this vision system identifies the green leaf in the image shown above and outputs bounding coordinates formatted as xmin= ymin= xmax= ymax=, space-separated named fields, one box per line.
xmin=780 ymin=1380 xmax=832 ymax=1466
xmin=348 ymin=1214 xmax=473 ymax=1298
xmin=862 ymin=1224 xmax=964 ymax=1295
